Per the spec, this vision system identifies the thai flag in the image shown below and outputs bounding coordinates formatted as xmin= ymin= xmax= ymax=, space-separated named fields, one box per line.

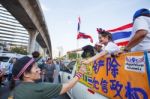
xmin=107 ymin=23 xmax=133 ymax=46
xmin=77 ymin=32 xmax=93 ymax=43
xmin=76 ymin=17 xmax=93 ymax=43
xmin=87 ymin=77 xmax=93 ymax=85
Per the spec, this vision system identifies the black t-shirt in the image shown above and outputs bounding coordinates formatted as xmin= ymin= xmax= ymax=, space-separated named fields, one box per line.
xmin=81 ymin=45 xmax=95 ymax=58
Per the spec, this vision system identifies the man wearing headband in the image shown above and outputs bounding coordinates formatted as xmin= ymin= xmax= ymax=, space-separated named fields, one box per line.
xmin=124 ymin=8 xmax=150 ymax=52
xmin=9 ymin=56 xmax=86 ymax=99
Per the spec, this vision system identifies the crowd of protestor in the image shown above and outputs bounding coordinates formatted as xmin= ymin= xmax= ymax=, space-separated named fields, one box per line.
xmin=0 ymin=57 xmax=17 ymax=87
xmin=0 ymin=52 xmax=63 ymax=88
xmin=0 ymin=8 xmax=149 ymax=99
xmin=0 ymin=50 xmax=76 ymax=99
xmin=28 ymin=51 xmax=64 ymax=84
xmin=0 ymin=50 xmax=72 ymax=89
xmin=6 ymin=51 xmax=86 ymax=99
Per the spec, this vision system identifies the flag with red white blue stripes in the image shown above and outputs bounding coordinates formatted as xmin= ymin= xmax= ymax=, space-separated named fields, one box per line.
xmin=107 ymin=23 xmax=133 ymax=46
xmin=76 ymin=17 xmax=93 ymax=43
xmin=77 ymin=32 xmax=93 ymax=43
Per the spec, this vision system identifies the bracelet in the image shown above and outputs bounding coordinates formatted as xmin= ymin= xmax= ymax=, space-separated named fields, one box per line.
xmin=75 ymin=72 xmax=83 ymax=79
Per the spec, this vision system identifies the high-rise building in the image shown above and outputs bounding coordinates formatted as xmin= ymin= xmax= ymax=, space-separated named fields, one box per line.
xmin=0 ymin=4 xmax=29 ymax=49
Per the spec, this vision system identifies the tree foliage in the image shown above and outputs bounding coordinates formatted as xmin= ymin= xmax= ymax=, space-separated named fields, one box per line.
xmin=11 ymin=47 xmax=27 ymax=55
xmin=68 ymin=52 xmax=80 ymax=59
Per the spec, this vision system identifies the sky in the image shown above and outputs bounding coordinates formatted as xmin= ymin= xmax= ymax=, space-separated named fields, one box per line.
xmin=39 ymin=0 xmax=150 ymax=57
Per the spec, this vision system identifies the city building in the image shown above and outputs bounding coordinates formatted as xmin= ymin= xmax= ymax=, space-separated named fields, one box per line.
xmin=0 ymin=4 xmax=29 ymax=50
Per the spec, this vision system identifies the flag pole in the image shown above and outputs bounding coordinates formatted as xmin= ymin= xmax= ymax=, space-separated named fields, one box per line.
xmin=77 ymin=16 xmax=80 ymax=59
xmin=76 ymin=35 xmax=79 ymax=58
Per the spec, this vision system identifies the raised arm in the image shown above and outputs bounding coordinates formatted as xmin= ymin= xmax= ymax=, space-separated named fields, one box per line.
xmin=82 ymin=50 xmax=108 ymax=64
xmin=59 ymin=65 xmax=86 ymax=95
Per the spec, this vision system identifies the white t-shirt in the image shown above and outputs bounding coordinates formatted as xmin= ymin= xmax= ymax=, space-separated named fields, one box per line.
xmin=104 ymin=42 xmax=120 ymax=54
xmin=131 ymin=16 xmax=150 ymax=51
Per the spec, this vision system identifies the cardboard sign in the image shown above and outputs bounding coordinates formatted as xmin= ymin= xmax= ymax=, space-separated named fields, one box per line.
xmin=77 ymin=51 xmax=150 ymax=99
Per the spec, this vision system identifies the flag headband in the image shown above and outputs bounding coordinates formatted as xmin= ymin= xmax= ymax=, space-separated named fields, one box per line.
xmin=14 ymin=58 xmax=34 ymax=80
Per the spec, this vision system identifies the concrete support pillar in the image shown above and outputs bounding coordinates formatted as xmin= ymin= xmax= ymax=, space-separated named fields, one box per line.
xmin=43 ymin=48 xmax=48 ymax=57
xmin=27 ymin=30 xmax=39 ymax=54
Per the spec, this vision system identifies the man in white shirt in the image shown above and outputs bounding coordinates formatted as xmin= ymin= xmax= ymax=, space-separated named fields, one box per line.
xmin=124 ymin=8 xmax=150 ymax=52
